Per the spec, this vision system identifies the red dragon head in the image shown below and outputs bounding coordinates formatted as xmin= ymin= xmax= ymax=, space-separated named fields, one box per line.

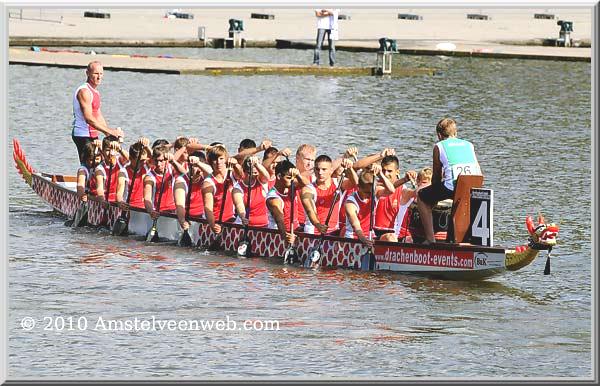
xmin=526 ymin=214 xmax=559 ymax=247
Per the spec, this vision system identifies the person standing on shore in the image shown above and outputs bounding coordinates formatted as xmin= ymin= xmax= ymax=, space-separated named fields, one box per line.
xmin=313 ymin=8 xmax=339 ymax=66
xmin=72 ymin=61 xmax=124 ymax=164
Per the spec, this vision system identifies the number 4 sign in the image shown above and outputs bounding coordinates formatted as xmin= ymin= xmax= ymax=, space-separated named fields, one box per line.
xmin=470 ymin=188 xmax=493 ymax=247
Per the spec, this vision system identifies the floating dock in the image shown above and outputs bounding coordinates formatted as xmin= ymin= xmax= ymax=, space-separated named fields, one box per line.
xmin=8 ymin=47 xmax=438 ymax=76
xmin=274 ymin=39 xmax=591 ymax=62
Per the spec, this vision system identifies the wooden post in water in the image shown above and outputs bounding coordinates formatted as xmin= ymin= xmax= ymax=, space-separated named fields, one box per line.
xmin=376 ymin=38 xmax=397 ymax=75
xmin=376 ymin=52 xmax=393 ymax=75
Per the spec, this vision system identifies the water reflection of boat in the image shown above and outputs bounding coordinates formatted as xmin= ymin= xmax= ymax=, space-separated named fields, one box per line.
xmin=13 ymin=139 xmax=559 ymax=281
xmin=401 ymin=275 xmax=550 ymax=304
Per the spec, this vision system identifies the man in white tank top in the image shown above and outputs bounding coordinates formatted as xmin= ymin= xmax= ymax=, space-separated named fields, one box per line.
xmin=72 ymin=61 xmax=124 ymax=164
xmin=313 ymin=9 xmax=339 ymax=66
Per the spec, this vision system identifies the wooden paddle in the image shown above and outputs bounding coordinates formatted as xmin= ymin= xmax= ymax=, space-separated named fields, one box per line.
xmin=102 ymin=162 xmax=114 ymax=227
xmin=178 ymin=167 xmax=195 ymax=247
xmin=237 ymin=162 xmax=253 ymax=258
xmin=71 ymin=178 xmax=89 ymax=228
xmin=307 ymin=170 xmax=346 ymax=268
xmin=283 ymin=181 xmax=299 ymax=265
xmin=146 ymin=168 xmax=169 ymax=242
xmin=112 ymin=159 xmax=140 ymax=236
xmin=360 ymin=175 xmax=377 ymax=271
xmin=207 ymin=168 xmax=231 ymax=251
xmin=544 ymin=246 xmax=553 ymax=275
xmin=70 ymin=199 xmax=88 ymax=228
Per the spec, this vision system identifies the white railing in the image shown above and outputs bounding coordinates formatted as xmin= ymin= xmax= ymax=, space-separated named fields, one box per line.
xmin=8 ymin=9 xmax=63 ymax=24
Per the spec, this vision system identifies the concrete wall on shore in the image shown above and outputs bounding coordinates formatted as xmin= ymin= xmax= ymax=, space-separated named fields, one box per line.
xmin=8 ymin=8 xmax=592 ymax=43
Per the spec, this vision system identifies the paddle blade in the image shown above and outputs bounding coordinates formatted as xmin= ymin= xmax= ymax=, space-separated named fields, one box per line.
xmin=111 ymin=217 xmax=128 ymax=236
xmin=207 ymin=235 xmax=222 ymax=251
xmin=544 ymin=254 xmax=551 ymax=275
xmin=360 ymin=250 xmax=375 ymax=272
xmin=310 ymin=249 xmax=321 ymax=263
xmin=237 ymin=240 xmax=250 ymax=258
xmin=72 ymin=203 xmax=88 ymax=228
xmin=283 ymin=247 xmax=298 ymax=265
xmin=178 ymin=229 xmax=193 ymax=247
xmin=304 ymin=247 xmax=321 ymax=268
xmin=146 ymin=222 xmax=157 ymax=242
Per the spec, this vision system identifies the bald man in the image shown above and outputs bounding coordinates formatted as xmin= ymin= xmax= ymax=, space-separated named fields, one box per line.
xmin=72 ymin=61 xmax=124 ymax=164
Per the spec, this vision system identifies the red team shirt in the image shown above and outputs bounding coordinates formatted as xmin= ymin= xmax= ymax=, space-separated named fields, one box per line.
xmin=341 ymin=191 xmax=376 ymax=239
xmin=374 ymin=186 xmax=403 ymax=231
xmin=205 ymin=175 xmax=235 ymax=221
xmin=267 ymin=187 xmax=300 ymax=232
xmin=178 ymin=174 xmax=205 ymax=217
xmin=304 ymin=181 xmax=341 ymax=234
xmin=122 ymin=163 xmax=148 ymax=209
xmin=96 ymin=161 xmax=121 ymax=202
xmin=234 ymin=179 xmax=269 ymax=227
xmin=146 ymin=166 xmax=176 ymax=212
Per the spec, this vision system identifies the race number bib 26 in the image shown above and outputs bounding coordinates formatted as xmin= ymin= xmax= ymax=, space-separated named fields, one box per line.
xmin=452 ymin=163 xmax=481 ymax=179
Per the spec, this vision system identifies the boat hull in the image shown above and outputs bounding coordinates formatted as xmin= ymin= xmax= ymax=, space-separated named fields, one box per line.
xmin=23 ymin=169 xmax=531 ymax=280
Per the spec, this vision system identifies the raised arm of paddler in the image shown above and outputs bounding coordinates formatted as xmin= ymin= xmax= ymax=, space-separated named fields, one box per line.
xmin=111 ymin=140 xmax=129 ymax=164
xmin=352 ymin=148 xmax=396 ymax=171
xmin=172 ymin=137 xmax=190 ymax=165
xmin=344 ymin=146 xmax=359 ymax=160
xmin=138 ymin=137 xmax=152 ymax=156
xmin=394 ymin=169 xmax=418 ymax=188
xmin=248 ymin=156 xmax=271 ymax=184
xmin=185 ymin=138 xmax=213 ymax=154
xmin=189 ymin=155 xmax=213 ymax=177
xmin=234 ymin=139 xmax=273 ymax=164
xmin=169 ymin=154 xmax=187 ymax=176
xmin=227 ymin=157 xmax=243 ymax=180
xmin=292 ymin=166 xmax=310 ymax=190
xmin=263 ymin=147 xmax=291 ymax=170
xmin=331 ymin=146 xmax=358 ymax=173
xmin=339 ymin=158 xmax=358 ymax=190
xmin=371 ymin=163 xmax=396 ymax=198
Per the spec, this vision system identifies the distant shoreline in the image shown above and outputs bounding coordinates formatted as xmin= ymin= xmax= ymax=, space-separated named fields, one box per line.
xmin=7 ymin=37 xmax=593 ymax=48
xmin=8 ymin=38 xmax=592 ymax=63
xmin=8 ymin=7 xmax=592 ymax=63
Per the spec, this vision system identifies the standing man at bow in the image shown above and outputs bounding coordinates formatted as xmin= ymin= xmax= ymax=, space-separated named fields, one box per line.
xmin=72 ymin=61 xmax=124 ymax=164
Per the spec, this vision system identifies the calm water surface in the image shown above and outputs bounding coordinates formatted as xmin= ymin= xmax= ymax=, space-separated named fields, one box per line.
xmin=8 ymin=48 xmax=592 ymax=379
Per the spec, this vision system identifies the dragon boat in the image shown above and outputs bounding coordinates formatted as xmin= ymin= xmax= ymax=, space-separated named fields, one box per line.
xmin=12 ymin=139 xmax=559 ymax=281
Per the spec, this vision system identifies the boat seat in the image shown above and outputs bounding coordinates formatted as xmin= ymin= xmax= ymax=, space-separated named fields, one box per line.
xmin=446 ymin=174 xmax=484 ymax=243
xmin=51 ymin=174 xmax=78 ymax=183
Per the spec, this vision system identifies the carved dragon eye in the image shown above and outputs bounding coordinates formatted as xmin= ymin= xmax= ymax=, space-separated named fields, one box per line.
xmin=534 ymin=224 xmax=547 ymax=235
